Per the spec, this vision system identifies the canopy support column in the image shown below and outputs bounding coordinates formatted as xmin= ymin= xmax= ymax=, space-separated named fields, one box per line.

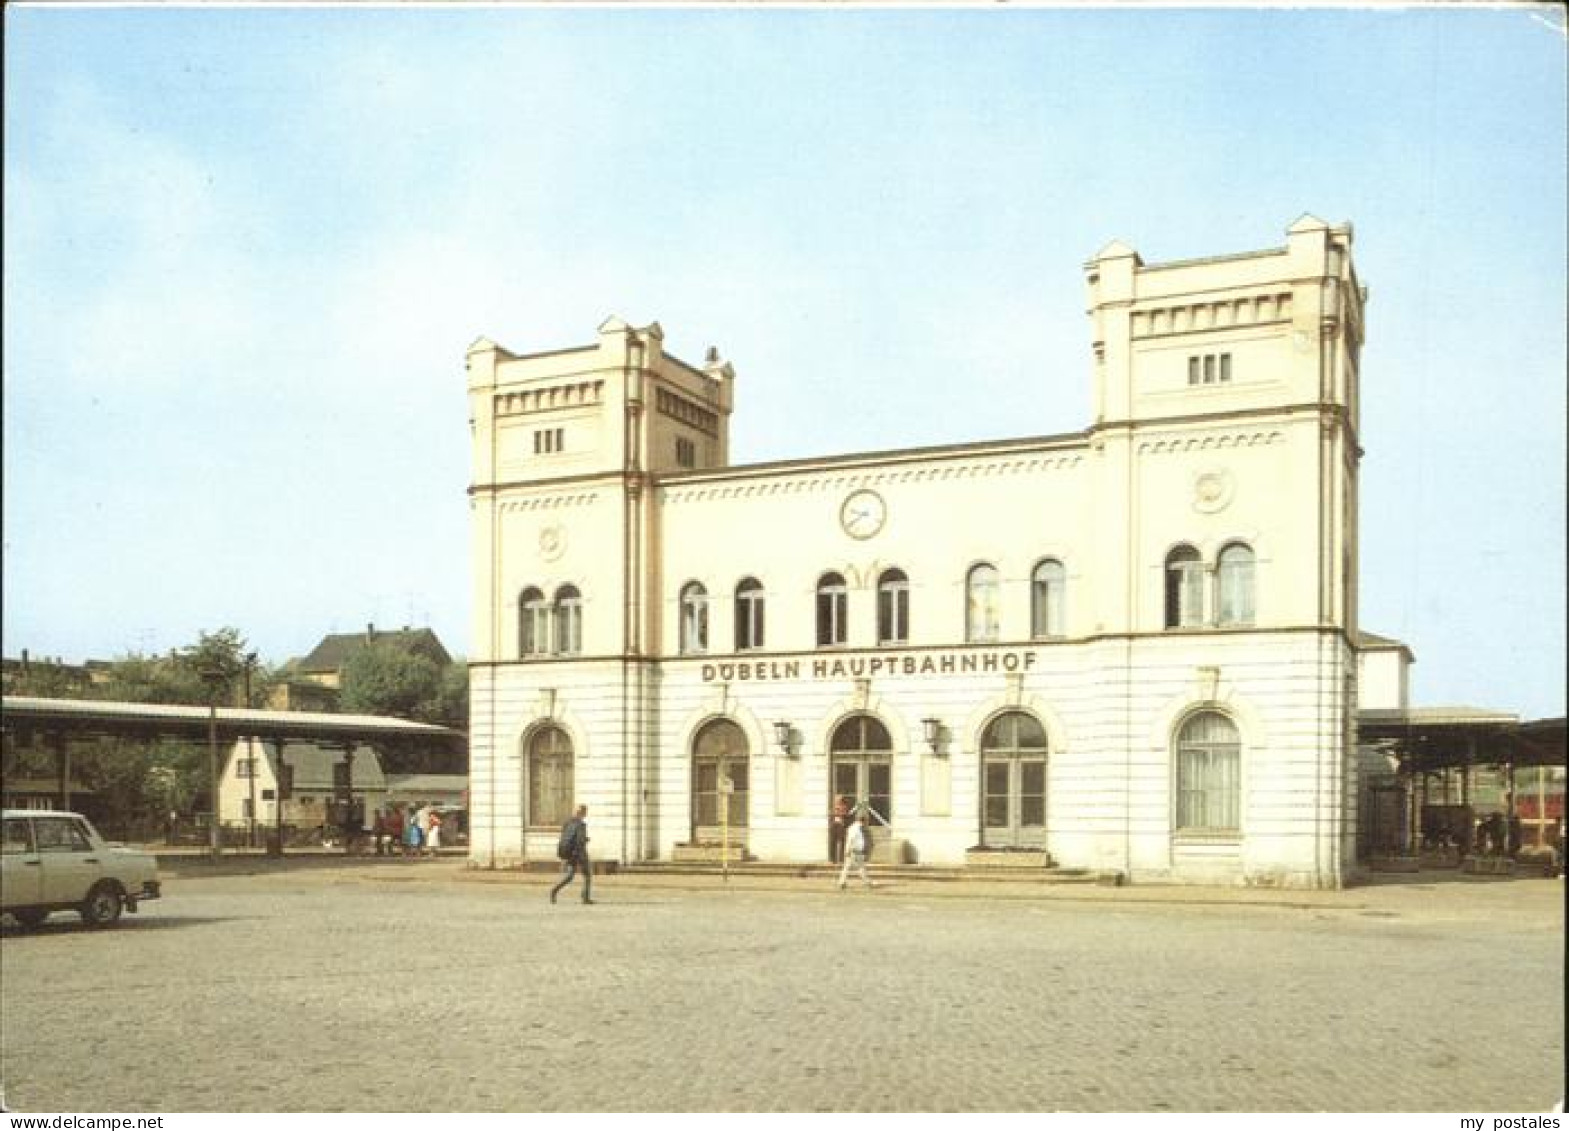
xmin=52 ymin=732 xmax=70 ymax=812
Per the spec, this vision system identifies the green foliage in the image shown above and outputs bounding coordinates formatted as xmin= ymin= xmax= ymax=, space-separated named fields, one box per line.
xmin=338 ymin=642 xmax=443 ymax=720
xmin=92 ymin=628 xmax=261 ymax=707
xmin=432 ymin=657 xmax=470 ymax=732
xmin=6 ymin=628 xmax=260 ymax=834
xmin=4 ymin=661 xmax=89 ymax=698
xmin=6 ymin=627 xmax=467 ymax=830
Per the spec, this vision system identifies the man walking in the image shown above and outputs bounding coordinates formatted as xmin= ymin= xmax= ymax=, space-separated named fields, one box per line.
xmin=837 ymin=812 xmax=873 ymax=890
xmin=550 ymin=803 xmax=594 ymax=905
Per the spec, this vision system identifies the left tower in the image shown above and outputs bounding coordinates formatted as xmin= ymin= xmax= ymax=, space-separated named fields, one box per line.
xmin=466 ymin=317 xmax=734 ymax=866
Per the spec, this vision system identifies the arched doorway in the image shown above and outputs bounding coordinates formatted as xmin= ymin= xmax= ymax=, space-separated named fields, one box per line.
xmin=524 ymin=724 xmax=574 ymax=832
xmin=691 ymin=718 xmax=749 ymax=845
xmin=830 ymin=714 xmax=893 ymax=855
xmin=979 ymin=710 xmax=1048 ymax=848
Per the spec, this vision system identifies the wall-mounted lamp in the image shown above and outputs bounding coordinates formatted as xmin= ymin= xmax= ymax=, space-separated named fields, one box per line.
xmin=922 ymin=717 xmax=942 ymax=755
xmin=772 ymin=720 xmax=793 ymax=755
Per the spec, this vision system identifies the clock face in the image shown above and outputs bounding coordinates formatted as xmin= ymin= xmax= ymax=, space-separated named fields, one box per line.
xmin=839 ymin=489 xmax=887 ymax=540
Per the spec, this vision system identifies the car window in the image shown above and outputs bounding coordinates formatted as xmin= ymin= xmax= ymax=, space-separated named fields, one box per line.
xmin=2 ymin=818 xmax=33 ymax=855
xmin=34 ymin=817 xmax=92 ymax=853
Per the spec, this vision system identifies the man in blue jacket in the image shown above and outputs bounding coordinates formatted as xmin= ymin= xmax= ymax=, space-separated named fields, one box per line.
xmin=550 ymin=803 xmax=594 ymax=905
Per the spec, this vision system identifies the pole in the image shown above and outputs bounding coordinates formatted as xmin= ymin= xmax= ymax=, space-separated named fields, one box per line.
xmin=247 ymin=737 xmax=258 ymax=849
xmin=244 ymin=656 xmax=256 ymax=848
xmin=208 ymin=702 xmax=221 ymax=861
xmin=719 ymin=772 xmax=731 ymax=884
xmin=273 ymin=738 xmax=286 ymax=859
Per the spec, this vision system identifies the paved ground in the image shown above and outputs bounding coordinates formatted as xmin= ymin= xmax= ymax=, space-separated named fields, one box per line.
xmin=1 ymin=862 xmax=1562 ymax=1113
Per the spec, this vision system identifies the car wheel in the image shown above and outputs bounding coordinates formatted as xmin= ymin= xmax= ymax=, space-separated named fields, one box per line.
xmin=80 ymin=882 xmax=124 ymax=928
xmin=11 ymin=908 xmax=49 ymax=929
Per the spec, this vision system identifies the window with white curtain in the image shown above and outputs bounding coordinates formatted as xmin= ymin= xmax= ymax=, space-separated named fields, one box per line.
xmin=1216 ymin=543 xmax=1256 ymax=626
xmin=520 ymin=587 xmax=550 ymax=657
xmin=679 ymin=581 xmax=709 ymax=654
xmin=1175 ymin=711 xmax=1240 ymax=833
xmin=1030 ymin=559 xmax=1066 ymax=638
xmin=554 ymin=585 xmax=582 ymax=655
xmin=966 ymin=563 xmax=1000 ymax=643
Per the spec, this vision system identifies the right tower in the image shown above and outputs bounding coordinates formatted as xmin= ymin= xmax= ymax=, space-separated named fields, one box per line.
xmin=1084 ymin=213 xmax=1365 ymax=639
xmin=1082 ymin=215 xmax=1367 ymax=885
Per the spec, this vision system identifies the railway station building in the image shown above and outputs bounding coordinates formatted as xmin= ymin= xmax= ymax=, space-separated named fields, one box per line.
xmin=464 ymin=215 xmax=1369 ymax=887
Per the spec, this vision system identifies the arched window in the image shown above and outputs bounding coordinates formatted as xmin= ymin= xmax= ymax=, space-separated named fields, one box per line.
xmin=1165 ymin=545 xmax=1204 ymax=628
xmin=554 ymin=585 xmax=582 ymax=655
xmin=519 ymin=587 xmax=549 ymax=658
xmin=734 ymin=578 xmax=765 ymax=651
xmin=691 ymin=718 xmax=749 ymax=838
xmin=966 ymin=563 xmax=1000 ymax=643
xmin=1175 ymin=711 xmax=1240 ymax=833
xmin=1216 ymin=543 xmax=1255 ymax=627
xmin=526 ymin=725 xmax=574 ymax=828
xmin=877 ymin=568 xmax=909 ymax=645
xmin=816 ymin=571 xmax=848 ymax=647
xmin=829 ymin=714 xmax=894 ymax=831
xmin=1030 ymin=559 xmax=1066 ymax=638
xmin=980 ymin=711 xmax=1049 ymax=848
xmin=679 ymin=581 xmax=709 ymax=654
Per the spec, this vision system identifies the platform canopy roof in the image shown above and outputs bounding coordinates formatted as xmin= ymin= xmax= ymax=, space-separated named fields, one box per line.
xmin=1 ymin=695 xmax=464 ymax=747
xmin=1358 ymin=708 xmax=1564 ymax=772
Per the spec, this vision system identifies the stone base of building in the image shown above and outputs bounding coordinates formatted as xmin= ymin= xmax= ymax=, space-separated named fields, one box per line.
xmin=1371 ymin=854 xmax=1422 ymax=872
xmin=672 ymin=842 xmax=755 ymax=863
xmin=1462 ymin=855 xmax=1516 ymax=877
xmin=964 ymin=848 xmax=1054 ymax=870
xmin=868 ymin=838 xmax=913 ymax=865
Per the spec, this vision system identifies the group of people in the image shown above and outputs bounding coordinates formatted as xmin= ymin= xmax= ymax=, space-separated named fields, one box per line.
xmin=336 ymin=803 xmax=444 ymax=857
xmin=546 ymin=794 xmax=889 ymax=906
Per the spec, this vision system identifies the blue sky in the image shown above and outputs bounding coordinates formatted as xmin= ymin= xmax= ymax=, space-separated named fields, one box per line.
xmin=4 ymin=4 xmax=1565 ymax=719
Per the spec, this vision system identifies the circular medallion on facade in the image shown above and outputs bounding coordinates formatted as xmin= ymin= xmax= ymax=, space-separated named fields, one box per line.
xmin=1192 ymin=468 xmax=1235 ymax=514
xmin=839 ymin=488 xmax=887 ymax=540
xmin=539 ymin=524 xmax=566 ymax=562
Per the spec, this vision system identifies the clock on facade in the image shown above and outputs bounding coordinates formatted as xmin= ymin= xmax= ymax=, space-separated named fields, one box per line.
xmin=839 ymin=488 xmax=887 ymax=540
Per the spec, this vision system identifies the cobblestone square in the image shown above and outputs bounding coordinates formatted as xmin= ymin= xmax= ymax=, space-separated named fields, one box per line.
xmin=2 ymin=863 xmax=1562 ymax=1112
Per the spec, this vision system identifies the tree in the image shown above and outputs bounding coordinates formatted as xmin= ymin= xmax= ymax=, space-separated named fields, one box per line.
xmin=429 ymin=657 xmax=470 ymax=732
xmin=178 ymin=627 xmax=255 ymax=705
xmin=338 ymin=641 xmax=443 ymax=721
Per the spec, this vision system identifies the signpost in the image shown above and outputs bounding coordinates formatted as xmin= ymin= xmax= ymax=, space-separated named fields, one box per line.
xmin=718 ymin=774 xmax=733 ymax=883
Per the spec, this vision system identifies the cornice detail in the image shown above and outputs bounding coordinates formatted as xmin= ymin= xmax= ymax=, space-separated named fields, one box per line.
xmin=1131 ymin=291 xmax=1293 ymax=339
xmin=495 ymin=380 xmax=605 ymax=417
xmin=1137 ymin=430 xmax=1284 ymax=455
xmin=659 ymin=454 xmax=1084 ymax=505
xmin=498 ymin=493 xmax=600 ymax=514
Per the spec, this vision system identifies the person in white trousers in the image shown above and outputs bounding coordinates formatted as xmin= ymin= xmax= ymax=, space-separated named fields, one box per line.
xmin=837 ymin=813 xmax=872 ymax=890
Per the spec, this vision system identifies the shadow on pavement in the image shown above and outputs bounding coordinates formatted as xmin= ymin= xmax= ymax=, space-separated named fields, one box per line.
xmin=1 ymin=913 xmax=243 ymax=938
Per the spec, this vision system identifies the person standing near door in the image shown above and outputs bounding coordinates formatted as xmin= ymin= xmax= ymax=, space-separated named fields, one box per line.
xmin=837 ymin=813 xmax=872 ymax=890
xmin=829 ymin=795 xmax=851 ymax=863
xmin=550 ymin=803 xmax=594 ymax=905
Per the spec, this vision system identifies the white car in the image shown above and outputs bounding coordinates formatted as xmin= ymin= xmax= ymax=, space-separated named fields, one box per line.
xmin=1 ymin=809 xmax=162 ymax=929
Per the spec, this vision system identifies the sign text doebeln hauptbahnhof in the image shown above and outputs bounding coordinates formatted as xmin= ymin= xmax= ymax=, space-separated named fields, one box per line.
xmin=699 ymin=648 xmax=1041 ymax=683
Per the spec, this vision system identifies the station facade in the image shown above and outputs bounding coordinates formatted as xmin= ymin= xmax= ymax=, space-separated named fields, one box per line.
xmin=465 ymin=215 xmax=1368 ymax=886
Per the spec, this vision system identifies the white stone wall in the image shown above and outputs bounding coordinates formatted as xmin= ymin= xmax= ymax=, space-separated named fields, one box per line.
xmin=469 ymin=631 xmax=1354 ymax=886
